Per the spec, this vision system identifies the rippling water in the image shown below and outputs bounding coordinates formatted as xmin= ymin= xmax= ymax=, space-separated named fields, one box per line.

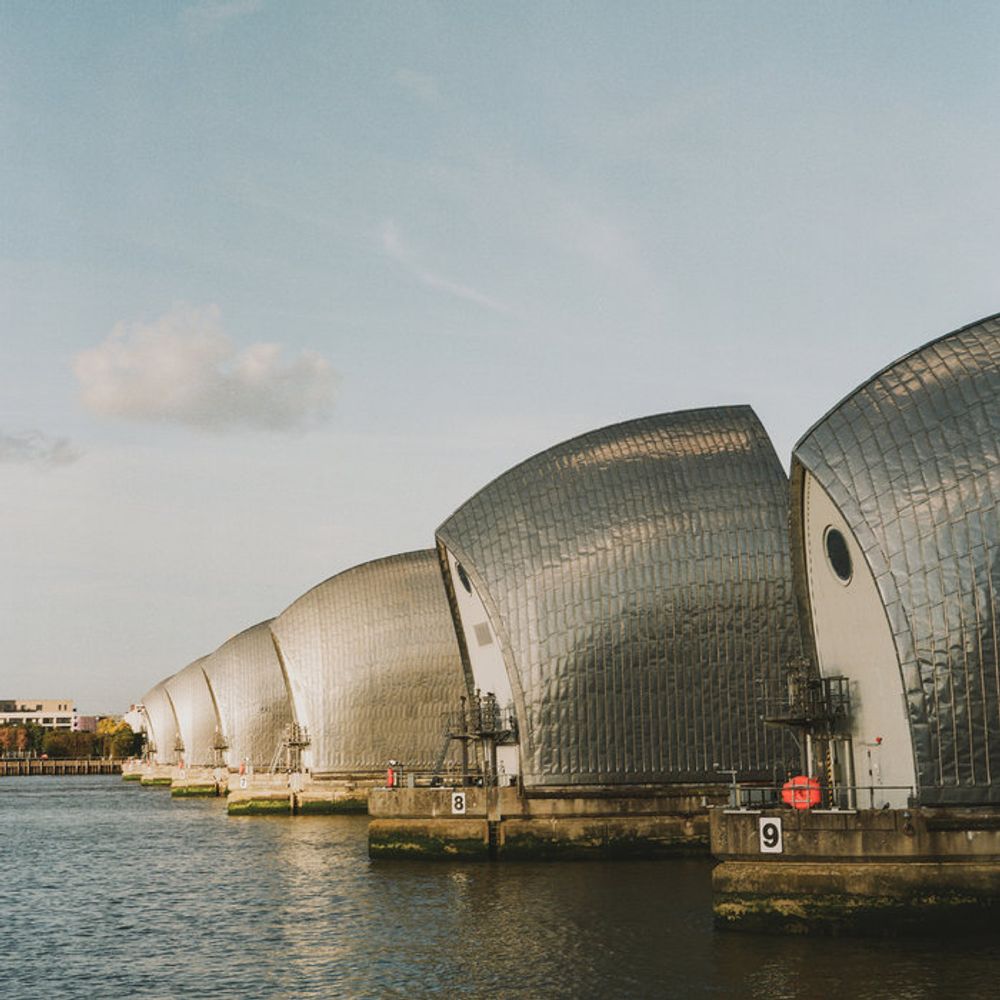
xmin=3 ymin=777 xmax=1000 ymax=998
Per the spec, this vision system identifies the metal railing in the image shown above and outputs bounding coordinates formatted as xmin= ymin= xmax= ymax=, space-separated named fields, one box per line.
xmin=723 ymin=781 xmax=916 ymax=812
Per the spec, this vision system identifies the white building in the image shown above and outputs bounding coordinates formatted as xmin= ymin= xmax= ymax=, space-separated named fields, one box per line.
xmin=0 ymin=700 xmax=77 ymax=730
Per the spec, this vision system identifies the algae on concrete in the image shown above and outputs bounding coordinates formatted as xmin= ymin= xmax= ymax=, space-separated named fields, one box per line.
xmin=368 ymin=819 xmax=489 ymax=860
xmin=228 ymin=797 xmax=292 ymax=816
xmin=297 ymin=796 xmax=368 ymax=816
xmin=714 ymin=891 xmax=996 ymax=936
xmin=171 ymin=785 xmax=219 ymax=798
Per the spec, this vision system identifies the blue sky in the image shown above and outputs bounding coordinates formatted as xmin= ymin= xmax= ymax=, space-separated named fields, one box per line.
xmin=2 ymin=1 xmax=999 ymax=712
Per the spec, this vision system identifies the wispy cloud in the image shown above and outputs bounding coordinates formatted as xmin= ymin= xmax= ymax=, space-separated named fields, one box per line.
xmin=393 ymin=68 xmax=440 ymax=106
xmin=181 ymin=0 xmax=264 ymax=38
xmin=74 ymin=304 xmax=338 ymax=433
xmin=0 ymin=430 xmax=80 ymax=467
xmin=380 ymin=220 xmax=515 ymax=317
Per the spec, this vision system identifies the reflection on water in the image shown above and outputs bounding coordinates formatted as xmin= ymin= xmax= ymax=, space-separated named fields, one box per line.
xmin=2 ymin=777 xmax=1000 ymax=998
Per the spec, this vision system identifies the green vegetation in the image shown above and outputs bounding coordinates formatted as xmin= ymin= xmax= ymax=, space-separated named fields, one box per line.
xmin=0 ymin=723 xmax=44 ymax=755
xmin=0 ymin=720 xmax=144 ymax=760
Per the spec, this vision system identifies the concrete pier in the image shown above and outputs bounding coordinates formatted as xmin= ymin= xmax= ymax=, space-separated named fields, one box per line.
xmin=710 ymin=806 xmax=1000 ymax=934
xmin=170 ymin=765 xmax=225 ymax=797
xmin=225 ymin=773 xmax=372 ymax=816
xmin=133 ymin=763 xmax=174 ymax=787
xmin=369 ymin=784 xmax=724 ymax=860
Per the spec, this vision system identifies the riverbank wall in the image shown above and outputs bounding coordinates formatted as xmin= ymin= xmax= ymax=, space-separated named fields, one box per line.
xmin=368 ymin=784 xmax=724 ymax=860
xmin=710 ymin=806 xmax=1000 ymax=934
xmin=0 ymin=759 xmax=122 ymax=776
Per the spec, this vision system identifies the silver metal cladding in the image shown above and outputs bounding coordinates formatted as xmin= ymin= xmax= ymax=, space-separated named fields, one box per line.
xmin=269 ymin=550 xmax=467 ymax=777
xmin=139 ymin=680 xmax=180 ymax=765
xmin=200 ymin=620 xmax=294 ymax=770
xmin=163 ymin=657 xmax=220 ymax=767
xmin=793 ymin=314 xmax=1000 ymax=805
xmin=437 ymin=406 xmax=802 ymax=788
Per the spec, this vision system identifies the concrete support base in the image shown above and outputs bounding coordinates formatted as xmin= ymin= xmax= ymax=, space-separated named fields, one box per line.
xmin=131 ymin=762 xmax=175 ymax=787
xmin=369 ymin=818 xmax=490 ymax=859
xmin=170 ymin=766 xmax=225 ymax=797
xmin=228 ymin=793 xmax=292 ymax=816
xmin=713 ymin=859 xmax=1000 ymax=934
xmin=225 ymin=774 xmax=372 ymax=816
xmin=710 ymin=806 xmax=1000 ymax=934
xmin=368 ymin=784 xmax=719 ymax=860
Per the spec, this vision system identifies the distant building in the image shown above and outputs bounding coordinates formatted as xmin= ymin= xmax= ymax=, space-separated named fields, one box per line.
xmin=72 ymin=716 xmax=99 ymax=733
xmin=0 ymin=700 xmax=77 ymax=730
xmin=122 ymin=705 xmax=145 ymax=734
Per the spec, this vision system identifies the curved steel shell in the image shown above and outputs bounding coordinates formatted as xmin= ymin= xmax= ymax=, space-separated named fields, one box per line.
xmin=140 ymin=681 xmax=180 ymax=765
xmin=163 ymin=657 xmax=220 ymax=767
xmin=793 ymin=314 xmax=1000 ymax=805
xmin=437 ymin=406 xmax=802 ymax=787
xmin=201 ymin=620 xmax=293 ymax=770
xmin=270 ymin=550 xmax=467 ymax=776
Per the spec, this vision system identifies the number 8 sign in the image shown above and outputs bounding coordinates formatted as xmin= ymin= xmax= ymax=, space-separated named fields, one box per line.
xmin=758 ymin=816 xmax=783 ymax=853
xmin=451 ymin=791 xmax=466 ymax=815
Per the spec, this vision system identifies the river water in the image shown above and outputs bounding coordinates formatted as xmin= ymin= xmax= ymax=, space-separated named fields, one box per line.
xmin=2 ymin=777 xmax=999 ymax=999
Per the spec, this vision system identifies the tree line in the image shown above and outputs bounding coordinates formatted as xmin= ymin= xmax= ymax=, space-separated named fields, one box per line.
xmin=0 ymin=719 xmax=143 ymax=759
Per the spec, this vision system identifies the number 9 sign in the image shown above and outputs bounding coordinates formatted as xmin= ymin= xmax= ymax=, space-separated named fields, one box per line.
xmin=758 ymin=816 xmax=783 ymax=853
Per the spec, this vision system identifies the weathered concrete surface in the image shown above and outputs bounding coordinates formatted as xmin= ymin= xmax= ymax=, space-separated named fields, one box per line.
xmin=121 ymin=760 xmax=144 ymax=781
xmin=368 ymin=784 xmax=723 ymax=860
xmin=713 ymin=859 xmax=1000 ymax=934
xmin=369 ymin=818 xmax=490 ymax=860
xmin=711 ymin=807 xmax=1000 ymax=933
xmin=711 ymin=806 xmax=1000 ymax=860
xmin=228 ymin=792 xmax=293 ymax=816
xmin=500 ymin=814 xmax=705 ymax=859
xmin=171 ymin=766 xmax=225 ymax=797
xmin=137 ymin=763 xmax=174 ymax=787
xmin=296 ymin=790 xmax=368 ymax=815
xmin=225 ymin=773 xmax=373 ymax=816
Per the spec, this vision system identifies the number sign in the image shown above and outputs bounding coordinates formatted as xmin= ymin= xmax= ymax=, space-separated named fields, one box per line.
xmin=758 ymin=816 xmax=783 ymax=853
xmin=451 ymin=791 xmax=467 ymax=815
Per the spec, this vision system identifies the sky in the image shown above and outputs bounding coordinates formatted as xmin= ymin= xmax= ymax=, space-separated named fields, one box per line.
xmin=2 ymin=1 xmax=999 ymax=713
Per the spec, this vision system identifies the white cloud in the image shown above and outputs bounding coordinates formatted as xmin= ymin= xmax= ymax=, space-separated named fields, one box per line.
xmin=380 ymin=220 xmax=516 ymax=317
xmin=181 ymin=0 xmax=264 ymax=37
xmin=0 ymin=430 xmax=79 ymax=467
xmin=74 ymin=304 xmax=338 ymax=433
xmin=393 ymin=68 xmax=440 ymax=106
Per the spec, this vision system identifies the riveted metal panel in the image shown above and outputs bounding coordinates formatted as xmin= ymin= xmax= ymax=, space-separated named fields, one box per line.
xmin=793 ymin=314 xmax=1000 ymax=805
xmin=163 ymin=657 xmax=219 ymax=767
xmin=140 ymin=681 xmax=179 ymax=765
xmin=270 ymin=550 xmax=467 ymax=776
xmin=437 ymin=406 xmax=802 ymax=787
xmin=200 ymin=620 xmax=293 ymax=770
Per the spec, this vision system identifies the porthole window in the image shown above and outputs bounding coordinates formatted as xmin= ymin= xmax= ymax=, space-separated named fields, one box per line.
xmin=824 ymin=527 xmax=853 ymax=583
xmin=456 ymin=562 xmax=472 ymax=594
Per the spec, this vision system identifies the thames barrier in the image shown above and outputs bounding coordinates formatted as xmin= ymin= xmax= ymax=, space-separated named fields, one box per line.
xmin=121 ymin=312 xmax=1000 ymax=934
